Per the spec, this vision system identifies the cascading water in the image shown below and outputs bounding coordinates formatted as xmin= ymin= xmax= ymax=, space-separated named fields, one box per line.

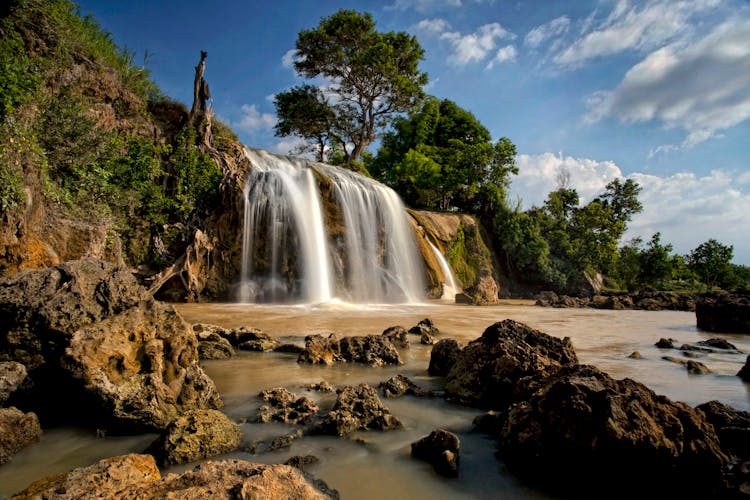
xmin=240 ymin=148 xmax=425 ymax=304
xmin=426 ymin=238 xmax=459 ymax=301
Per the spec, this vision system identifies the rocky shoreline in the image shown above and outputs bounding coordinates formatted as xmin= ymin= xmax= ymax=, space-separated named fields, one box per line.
xmin=2 ymin=259 xmax=750 ymax=497
xmin=535 ymin=289 xmax=698 ymax=311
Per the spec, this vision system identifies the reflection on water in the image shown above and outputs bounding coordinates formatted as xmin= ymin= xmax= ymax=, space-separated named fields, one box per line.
xmin=1 ymin=301 xmax=748 ymax=498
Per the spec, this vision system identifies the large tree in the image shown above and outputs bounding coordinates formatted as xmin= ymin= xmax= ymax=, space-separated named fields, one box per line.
xmin=274 ymin=9 xmax=427 ymax=167
xmin=687 ymin=239 xmax=734 ymax=291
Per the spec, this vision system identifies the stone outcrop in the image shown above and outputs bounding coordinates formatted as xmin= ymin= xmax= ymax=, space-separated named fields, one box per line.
xmin=0 ymin=362 xmax=29 ymax=405
xmin=11 ymin=454 xmax=338 ymax=499
xmin=445 ymin=320 xmax=577 ymax=407
xmin=458 ymin=270 xmax=500 ymax=305
xmin=411 ymin=429 xmax=460 ymax=478
xmin=497 ymin=364 xmax=729 ymax=496
xmin=298 ymin=334 xmax=403 ymax=366
xmin=696 ymin=293 xmax=750 ymax=333
xmin=147 ymin=409 xmax=241 ymax=466
xmin=257 ymin=388 xmax=319 ymax=425
xmin=428 ymin=339 xmax=462 ymax=376
xmin=697 ymin=400 xmax=750 ymax=458
xmin=312 ymin=384 xmax=402 ymax=437
xmin=537 ymin=290 xmax=697 ymax=311
xmin=0 ymin=407 xmax=42 ymax=465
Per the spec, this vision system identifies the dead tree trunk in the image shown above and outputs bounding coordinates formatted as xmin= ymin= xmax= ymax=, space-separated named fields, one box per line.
xmin=188 ymin=50 xmax=213 ymax=147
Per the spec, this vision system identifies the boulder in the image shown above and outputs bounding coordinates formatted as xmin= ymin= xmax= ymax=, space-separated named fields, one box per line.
xmin=696 ymin=400 xmax=750 ymax=458
xmin=420 ymin=332 xmax=435 ymax=345
xmin=696 ymin=294 xmax=750 ymax=333
xmin=193 ymin=327 xmax=234 ymax=360
xmin=257 ymin=387 xmax=319 ymax=425
xmin=498 ymin=364 xmax=729 ymax=497
xmin=0 ymin=407 xmax=42 ymax=465
xmin=297 ymin=334 xmax=402 ymax=366
xmin=411 ymin=429 xmax=460 ymax=477
xmin=535 ymin=291 xmax=559 ymax=307
xmin=737 ymin=355 xmax=750 ymax=382
xmin=698 ymin=338 xmax=738 ymax=351
xmin=285 ymin=454 xmax=320 ymax=471
xmin=225 ymin=326 xmax=274 ymax=347
xmin=0 ymin=361 xmax=29 ymax=405
xmin=445 ymin=320 xmax=578 ymax=408
xmin=687 ymin=360 xmax=711 ymax=375
xmin=408 ymin=318 xmax=439 ymax=337
xmin=655 ymin=338 xmax=675 ymax=348
xmin=471 ymin=410 xmax=505 ymax=435
xmin=62 ymin=301 xmax=222 ymax=431
xmin=275 ymin=344 xmax=305 ymax=354
xmin=147 ymin=409 xmax=242 ymax=466
xmin=312 ymin=384 xmax=402 ymax=437
xmin=12 ymin=455 xmax=338 ymax=499
xmin=459 ymin=270 xmax=499 ymax=305
xmin=382 ymin=326 xmax=409 ymax=349
xmin=428 ymin=339 xmax=462 ymax=376
xmin=379 ymin=375 xmax=432 ymax=398
xmin=306 ymin=381 xmax=335 ymax=393
xmin=239 ymin=339 xmax=281 ymax=352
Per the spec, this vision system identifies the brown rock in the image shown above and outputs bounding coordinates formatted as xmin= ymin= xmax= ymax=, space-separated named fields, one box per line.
xmin=460 ymin=270 xmax=499 ymax=305
xmin=0 ymin=361 xmax=29 ymax=405
xmin=696 ymin=400 xmax=750 ymax=457
xmin=428 ymin=339 xmax=462 ymax=376
xmin=297 ymin=334 xmax=402 ymax=367
xmin=239 ymin=339 xmax=281 ymax=352
xmin=313 ymin=384 xmax=402 ymax=436
xmin=382 ymin=326 xmax=409 ymax=349
xmin=257 ymin=387 xmax=319 ymax=425
xmin=696 ymin=293 xmax=750 ymax=333
xmin=655 ymin=338 xmax=675 ymax=348
xmin=0 ymin=407 xmax=42 ymax=465
xmin=379 ymin=375 xmax=432 ymax=398
xmin=411 ymin=429 xmax=460 ymax=477
xmin=408 ymin=318 xmax=439 ymax=337
xmin=147 ymin=409 xmax=242 ymax=466
xmin=738 ymin=355 xmax=750 ymax=382
xmin=687 ymin=360 xmax=711 ymax=374
xmin=193 ymin=326 xmax=234 ymax=360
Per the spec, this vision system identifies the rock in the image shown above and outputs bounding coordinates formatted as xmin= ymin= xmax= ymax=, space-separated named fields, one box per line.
xmin=459 ymin=270 xmax=499 ymax=305
xmin=687 ymin=360 xmax=711 ymax=374
xmin=408 ymin=318 xmax=439 ymax=337
xmin=628 ymin=351 xmax=642 ymax=359
xmin=591 ymin=295 xmax=625 ymax=310
xmin=696 ymin=400 xmax=750 ymax=457
xmin=267 ymin=431 xmax=303 ymax=452
xmin=239 ymin=339 xmax=281 ymax=352
xmin=0 ymin=361 xmax=29 ymax=405
xmin=737 ymin=355 xmax=750 ymax=382
xmin=698 ymin=338 xmax=738 ymax=350
xmin=379 ymin=375 xmax=431 ymax=398
xmin=194 ymin=327 xmax=234 ymax=360
xmin=498 ymin=364 xmax=729 ymax=497
xmin=680 ymin=344 xmax=713 ymax=353
xmin=682 ymin=351 xmax=704 ymax=359
xmin=306 ymin=381 xmax=335 ymax=393
xmin=655 ymin=338 xmax=675 ymax=348
xmin=62 ymin=301 xmax=222 ymax=431
xmin=662 ymin=356 xmax=688 ymax=366
xmin=420 ymin=332 xmax=435 ymax=345
xmin=0 ymin=407 xmax=42 ymax=465
xmin=257 ymin=387 xmax=319 ymax=425
xmin=275 ymin=344 xmax=305 ymax=354
xmin=454 ymin=292 xmax=472 ymax=304
xmin=535 ymin=291 xmax=559 ymax=307
xmin=411 ymin=429 xmax=460 ymax=478
xmin=226 ymin=326 xmax=274 ymax=346
xmin=285 ymin=454 xmax=320 ymax=471
xmin=696 ymin=293 xmax=750 ymax=333
xmin=297 ymin=334 xmax=402 ymax=367
xmin=12 ymin=455 xmax=338 ymax=499
xmin=313 ymin=384 xmax=402 ymax=437
xmin=471 ymin=410 xmax=505 ymax=435
xmin=428 ymin=339 xmax=462 ymax=376
xmin=382 ymin=326 xmax=409 ymax=349
xmin=445 ymin=320 xmax=578 ymax=408
xmin=147 ymin=409 xmax=242 ymax=466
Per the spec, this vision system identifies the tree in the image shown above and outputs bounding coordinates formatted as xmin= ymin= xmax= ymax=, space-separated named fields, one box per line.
xmin=686 ymin=239 xmax=734 ymax=291
xmin=638 ymin=232 xmax=673 ymax=288
xmin=273 ymin=85 xmax=335 ymax=162
xmin=275 ymin=9 xmax=427 ymax=166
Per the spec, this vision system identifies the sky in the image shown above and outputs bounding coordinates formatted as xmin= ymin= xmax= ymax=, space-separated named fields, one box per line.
xmin=77 ymin=0 xmax=750 ymax=264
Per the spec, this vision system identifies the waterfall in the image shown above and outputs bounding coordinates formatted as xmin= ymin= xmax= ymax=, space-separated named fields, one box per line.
xmin=426 ymin=238 xmax=459 ymax=301
xmin=240 ymin=148 xmax=425 ymax=304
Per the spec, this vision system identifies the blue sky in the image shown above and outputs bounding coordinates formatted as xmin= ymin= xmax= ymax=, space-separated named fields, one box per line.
xmin=78 ymin=0 xmax=750 ymax=264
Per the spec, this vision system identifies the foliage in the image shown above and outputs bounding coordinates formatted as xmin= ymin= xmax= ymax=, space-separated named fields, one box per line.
xmin=0 ymin=23 xmax=41 ymax=121
xmin=686 ymin=239 xmax=734 ymax=292
xmin=275 ymin=9 xmax=427 ymax=166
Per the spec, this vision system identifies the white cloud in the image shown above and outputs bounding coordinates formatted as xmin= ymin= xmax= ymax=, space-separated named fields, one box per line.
xmin=281 ymin=49 xmax=297 ymax=69
xmin=510 ymin=152 xmax=750 ymax=264
xmin=272 ymin=137 xmax=308 ymax=156
xmin=524 ymin=15 xmax=570 ymax=49
xmin=414 ymin=18 xmax=451 ymax=34
xmin=387 ymin=0 xmax=461 ymax=13
xmin=585 ymin=19 xmax=750 ymax=148
xmin=554 ymin=0 xmax=721 ymax=68
xmin=236 ymin=104 xmax=276 ymax=134
xmin=486 ymin=45 xmax=517 ymax=69
xmin=441 ymin=23 xmax=515 ymax=66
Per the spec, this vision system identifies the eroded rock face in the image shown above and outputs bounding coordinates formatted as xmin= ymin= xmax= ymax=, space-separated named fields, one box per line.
xmin=62 ymin=301 xmax=222 ymax=431
xmin=147 ymin=409 xmax=242 ymax=466
xmin=498 ymin=364 xmax=729 ymax=496
xmin=0 ymin=407 xmax=42 ymax=465
xmin=445 ymin=320 xmax=577 ymax=408
xmin=696 ymin=294 xmax=750 ymax=333
xmin=257 ymin=388 xmax=319 ymax=425
xmin=697 ymin=400 xmax=750 ymax=458
xmin=0 ymin=362 xmax=28 ymax=405
xmin=428 ymin=339 xmax=462 ymax=376
xmin=459 ymin=270 xmax=499 ymax=306
xmin=313 ymin=384 xmax=402 ymax=436
xmin=298 ymin=334 xmax=403 ymax=366
xmin=411 ymin=429 xmax=460 ymax=477
xmin=11 ymin=455 xmax=338 ymax=500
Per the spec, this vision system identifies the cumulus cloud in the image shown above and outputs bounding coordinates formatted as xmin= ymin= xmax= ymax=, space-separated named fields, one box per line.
xmin=553 ymin=0 xmax=721 ymax=68
xmin=440 ymin=23 xmax=515 ymax=66
xmin=524 ymin=15 xmax=570 ymax=49
xmin=236 ymin=104 xmax=276 ymax=134
xmin=510 ymin=152 xmax=750 ymax=263
xmin=387 ymin=0 xmax=461 ymax=13
xmin=585 ymin=19 xmax=750 ymax=148
xmin=414 ymin=18 xmax=451 ymax=34
xmin=486 ymin=44 xmax=517 ymax=69
xmin=281 ymin=49 xmax=297 ymax=69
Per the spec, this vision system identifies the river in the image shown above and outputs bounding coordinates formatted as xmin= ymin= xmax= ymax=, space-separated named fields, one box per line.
xmin=1 ymin=300 xmax=748 ymax=498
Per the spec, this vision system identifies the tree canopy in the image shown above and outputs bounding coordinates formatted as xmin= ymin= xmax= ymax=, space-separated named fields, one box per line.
xmin=274 ymin=9 xmax=427 ymax=167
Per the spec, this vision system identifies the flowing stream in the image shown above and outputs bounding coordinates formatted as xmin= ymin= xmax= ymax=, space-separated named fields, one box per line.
xmin=2 ymin=301 xmax=748 ymax=498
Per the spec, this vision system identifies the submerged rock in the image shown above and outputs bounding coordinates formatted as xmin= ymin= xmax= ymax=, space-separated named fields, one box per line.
xmin=382 ymin=326 xmax=410 ymax=349
xmin=428 ymin=339 xmax=462 ymax=376
xmin=655 ymin=338 xmax=675 ymax=349
xmin=0 ymin=407 xmax=42 ymax=465
xmin=411 ymin=429 xmax=460 ymax=477
xmin=696 ymin=293 xmax=750 ymax=333
xmin=687 ymin=360 xmax=711 ymax=375
xmin=257 ymin=387 xmax=319 ymax=425
xmin=445 ymin=320 xmax=577 ymax=408
xmin=312 ymin=384 xmax=402 ymax=437
xmin=298 ymin=334 xmax=402 ymax=366
xmin=147 ymin=409 xmax=242 ymax=466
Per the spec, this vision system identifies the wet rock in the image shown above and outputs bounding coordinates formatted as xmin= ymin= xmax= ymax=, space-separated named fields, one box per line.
xmin=687 ymin=360 xmax=711 ymax=375
xmin=535 ymin=291 xmax=559 ymax=307
xmin=268 ymin=430 xmax=303 ymax=452
xmin=62 ymin=300 xmax=222 ymax=431
xmin=655 ymin=338 xmax=675 ymax=348
xmin=379 ymin=375 xmax=431 ymax=398
xmin=662 ymin=356 xmax=688 ymax=366
xmin=0 ymin=407 xmax=42 ymax=465
xmin=239 ymin=338 xmax=281 ymax=352
xmin=420 ymin=332 xmax=435 ymax=345
xmin=306 ymin=381 xmax=335 ymax=393
xmin=445 ymin=320 xmax=578 ymax=408
xmin=147 ymin=409 xmax=242 ymax=466
xmin=257 ymin=387 xmax=319 ymax=425
xmin=591 ymin=295 xmax=625 ymax=310
xmin=297 ymin=334 xmax=402 ymax=367
xmin=275 ymin=344 xmax=305 ymax=354
xmin=471 ymin=410 xmax=505 ymax=435
xmin=0 ymin=361 xmax=29 ymax=405
xmin=698 ymin=338 xmax=738 ymax=351
xmin=428 ymin=339 xmax=462 ymax=376
xmin=194 ymin=327 xmax=234 ymax=360
xmin=408 ymin=318 xmax=440 ymax=337
xmin=682 ymin=351 xmax=704 ymax=359
xmin=411 ymin=429 xmax=460 ymax=478
xmin=628 ymin=351 xmax=642 ymax=359
xmin=225 ymin=326 xmax=274 ymax=346
xmin=382 ymin=326 xmax=409 ymax=349
xmin=460 ymin=270 xmax=500 ymax=305
xmin=12 ymin=455 xmax=338 ymax=499
xmin=313 ymin=384 xmax=402 ymax=437
xmin=680 ymin=344 xmax=713 ymax=353
xmin=696 ymin=400 xmax=750 ymax=457
xmin=738 ymin=355 xmax=750 ymax=382
xmin=285 ymin=454 xmax=320 ymax=471
xmin=498 ymin=364 xmax=729 ymax=497
xmin=696 ymin=293 xmax=750 ymax=333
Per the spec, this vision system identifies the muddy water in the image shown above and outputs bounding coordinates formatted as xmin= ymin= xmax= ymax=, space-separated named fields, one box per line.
xmin=1 ymin=300 xmax=749 ymax=498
